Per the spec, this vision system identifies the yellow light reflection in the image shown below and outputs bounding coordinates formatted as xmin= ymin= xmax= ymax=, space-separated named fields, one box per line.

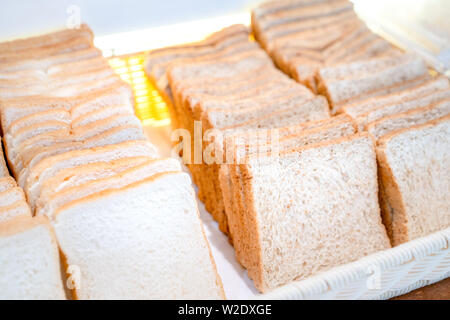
xmin=108 ymin=54 xmax=171 ymax=127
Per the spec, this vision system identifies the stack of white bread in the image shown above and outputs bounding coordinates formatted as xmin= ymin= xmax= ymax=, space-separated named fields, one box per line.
xmin=251 ymin=0 xmax=402 ymax=92
xmin=0 ymin=25 xmax=224 ymax=299
xmin=0 ymin=141 xmax=66 ymax=299
xmin=145 ymin=24 xmax=395 ymax=292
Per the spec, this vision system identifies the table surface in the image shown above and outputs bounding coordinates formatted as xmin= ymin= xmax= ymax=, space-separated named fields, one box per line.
xmin=393 ymin=278 xmax=450 ymax=300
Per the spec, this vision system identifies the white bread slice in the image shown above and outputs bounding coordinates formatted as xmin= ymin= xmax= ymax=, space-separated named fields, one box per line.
xmin=71 ymin=114 xmax=142 ymax=139
xmin=5 ymin=121 xmax=70 ymax=152
xmin=0 ymin=47 xmax=101 ymax=74
xmin=19 ymin=125 xmax=148 ymax=189
xmin=376 ymin=115 xmax=450 ymax=245
xmin=21 ymin=141 xmax=158 ymax=209
xmin=14 ymin=122 xmax=144 ymax=172
xmin=36 ymin=158 xmax=182 ymax=218
xmin=3 ymin=62 xmax=114 ymax=89
xmin=5 ymin=122 xmax=71 ymax=175
xmin=52 ymin=171 xmax=224 ymax=299
xmin=316 ymin=54 xmax=429 ymax=113
xmin=0 ymin=187 xmax=26 ymax=207
xmin=0 ymin=36 xmax=92 ymax=66
xmin=0 ymin=83 xmax=132 ymax=131
xmin=21 ymin=124 xmax=146 ymax=170
xmin=367 ymin=99 xmax=450 ymax=139
xmin=0 ymin=201 xmax=31 ymax=222
xmin=0 ymin=55 xmax=110 ymax=84
xmin=71 ymin=104 xmax=133 ymax=128
xmin=0 ymin=24 xmax=93 ymax=54
xmin=0 ymin=215 xmax=66 ymax=299
xmin=0 ymin=177 xmax=17 ymax=192
xmin=236 ymin=133 xmax=390 ymax=292
xmin=38 ymin=156 xmax=152 ymax=206
xmin=70 ymin=87 xmax=134 ymax=119
xmin=6 ymin=108 xmax=71 ymax=136
xmin=0 ymin=67 xmax=117 ymax=99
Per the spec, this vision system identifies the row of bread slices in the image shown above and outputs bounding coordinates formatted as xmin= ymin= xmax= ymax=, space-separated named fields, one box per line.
xmin=145 ymin=21 xmax=450 ymax=293
xmin=252 ymin=0 xmax=437 ymax=117
xmin=0 ymin=25 xmax=224 ymax=299
xmin=145 ymin=25 xmax=390 ymax=293
xmin=251 ymin=0 xmax=450 ymax=248
xmin=251 ymin=0 xmax=403 ymax=92
xmin=146 ymin=24 xmax=331 ymax=233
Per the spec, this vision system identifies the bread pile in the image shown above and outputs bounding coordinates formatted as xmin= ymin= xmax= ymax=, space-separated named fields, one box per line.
xmin=0 ymin=25 xmax=224 ymax=299
xmin=340 ymin=77 xmax=450 ymax=245
xmin=0 ymin=141 xmax=66 ymax=299
xmin=251 ymin=0 xmax=401 ymax=92
xmin=147 ymin=25 xmax=332 ymax=232
xmin=252 ymin=0 xmax=450 ymax=246
xmin=145 ymin=24 xmax=396 ymax=292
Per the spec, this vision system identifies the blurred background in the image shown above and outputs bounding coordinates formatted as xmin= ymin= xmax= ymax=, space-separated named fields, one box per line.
xmin=0 ymin=0 xmax=448 ymax=71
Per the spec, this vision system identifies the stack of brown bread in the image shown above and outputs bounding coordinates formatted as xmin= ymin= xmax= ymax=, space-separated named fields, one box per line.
xmin=339 ymin=76 xmax=450 ymax=245
xmin=0 ymin=141 xmax=65 ymax=299
xmin=251 ymin=0 xmax=450 ymax=249
xmin=145 ymin=2 xmax=450 ymax=293
xmin=146 ymin=23 xmax=396 ymax=292
xmin=251 ymin=0 xmax=401 ymax=91
xmin=0 ymin=25 xmax=224 ymax=299
xmin=158 ymin=26 xmax=331 ymax=233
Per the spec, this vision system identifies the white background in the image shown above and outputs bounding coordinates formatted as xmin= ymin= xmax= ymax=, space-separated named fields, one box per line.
xmin=0 ymin=0 xmax=262 ymax=41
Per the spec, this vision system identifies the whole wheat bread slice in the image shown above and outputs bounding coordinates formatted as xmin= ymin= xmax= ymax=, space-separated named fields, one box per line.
xmin=376 ymin=115 xmax=450 ymax=245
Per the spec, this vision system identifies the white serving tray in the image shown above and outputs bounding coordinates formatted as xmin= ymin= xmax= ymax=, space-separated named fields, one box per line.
xmin=144 ymin=125 xmax=450 ymax=300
